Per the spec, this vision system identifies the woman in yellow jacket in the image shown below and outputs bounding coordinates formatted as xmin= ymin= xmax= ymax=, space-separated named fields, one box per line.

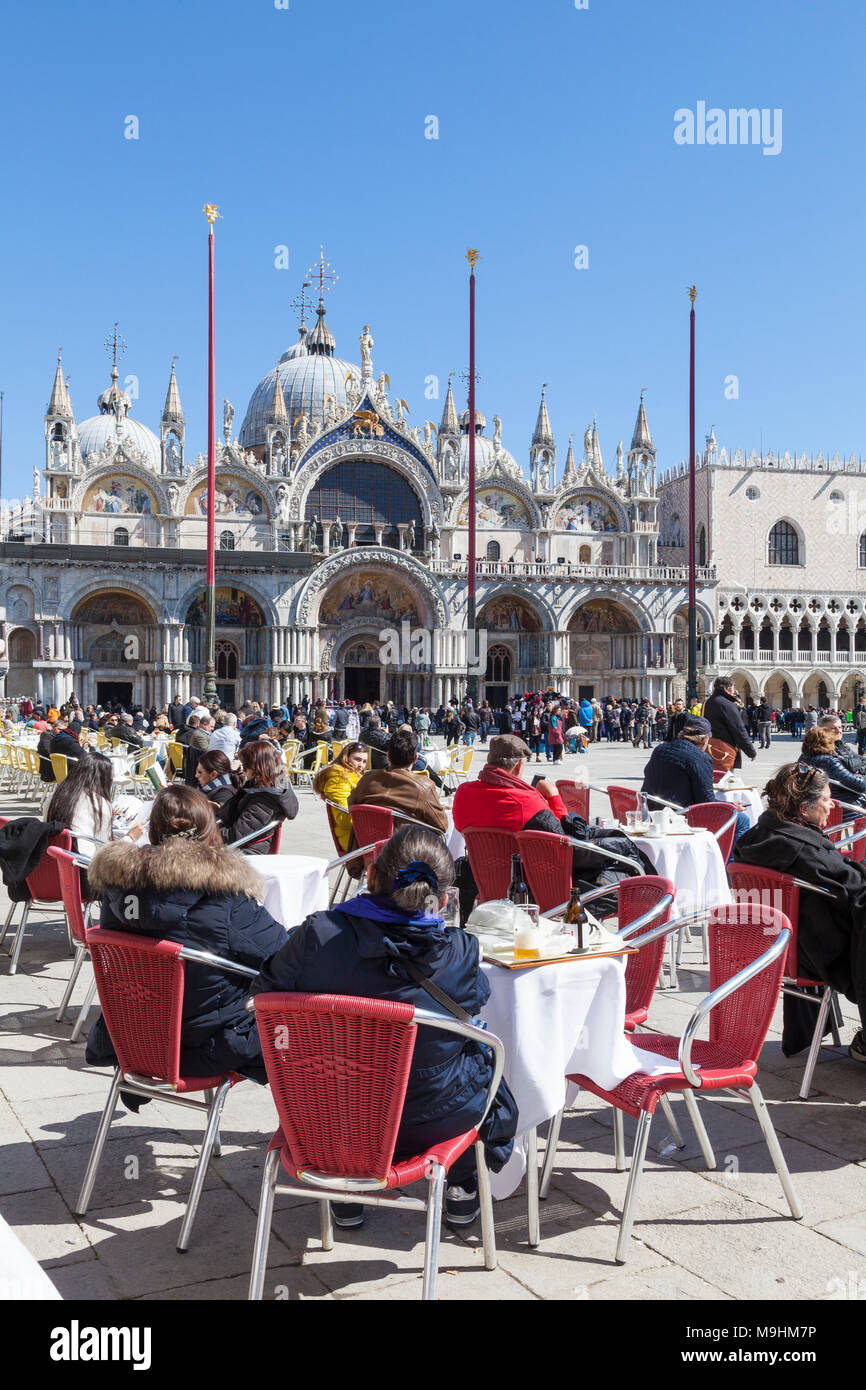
xmin=313 ymin=740 xmax=368 ymax=851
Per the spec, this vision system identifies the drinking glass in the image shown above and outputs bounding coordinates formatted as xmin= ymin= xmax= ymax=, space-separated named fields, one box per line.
xmin=439 ymin=886 xmax=461 ymax=930
xmin=513 ymin=904 xmax=541 ymax=959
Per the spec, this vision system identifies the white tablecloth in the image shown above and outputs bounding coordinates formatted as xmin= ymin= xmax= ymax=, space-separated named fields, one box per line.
xmin=715 ymin=786 xmax=763 ymax=827
xmin=446 ymin=815 xmax=465 ymax=860
xmin=480 ymin=956 xmax=678 ymax=1198
xmin=631 ymin=827 xmax=731 ymax=918
xmin=244 ymin=854 xmax=329 ymax=928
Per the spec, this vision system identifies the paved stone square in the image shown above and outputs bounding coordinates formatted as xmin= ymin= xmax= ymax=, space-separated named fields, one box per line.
xmin=1 ymin=732 xmax=864 ymax=1302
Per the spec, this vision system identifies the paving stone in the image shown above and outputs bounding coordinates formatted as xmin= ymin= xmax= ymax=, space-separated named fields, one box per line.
xmin=809 ymin=1213 xmax=866 ymax=1257
xmin=682 ymin=1135 xmax=866 ymax=1224
xmin=583 ymin=1263 xmax=732 ymax=1300
xmin=8 ymin=1089 xmax=168 ymax=1149
xmin=0 ymin=1188 xmax=93 ymax=1267
xmin=136 ymin=1262 xmax=332 ymax=1301
xmin=39 ymin=1134 xmax=223 ymax=1213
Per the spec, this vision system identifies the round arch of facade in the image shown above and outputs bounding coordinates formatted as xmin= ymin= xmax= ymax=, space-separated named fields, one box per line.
xmin=559 ymin=590 xmax=653 ymax=634
xmin=290 ymin=438 xmax=442 ymax=529
xmin=475 ymin=585 xmax=556 ymax=633
xmin=450 ymin=477 xmax=542 ymax=532
xmin=553 ymin=486 xmax=628 ymax=534
xmin=65 ymin=577 xmax=165 ymax=626
xmin=177 ymin=462 xmax=274 ymax=522
xmin=71 ymin=462 xmax=169 ymax=516
xmin=663 ymin=597 xmax=715 ymax=635
xmin=172 ymin=577 xmax=279 ymax=630
xmin=293 ymin=547 xmax=448 ymax=628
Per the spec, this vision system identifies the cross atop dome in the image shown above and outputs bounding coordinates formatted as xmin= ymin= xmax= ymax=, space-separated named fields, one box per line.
xmin=305 ymin=247 xmax=338 ymax=357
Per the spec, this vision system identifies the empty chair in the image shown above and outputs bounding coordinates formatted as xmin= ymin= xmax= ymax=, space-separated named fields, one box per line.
xmin=47 ymin=846 xmax=99 ymax=1040
xmin=516 ymin=829 xmax=572 ymax=913
xmin=607 ymin=785 xmax=641 ymax=823
xmin=556 ymin=780 xmax=589 ymax=821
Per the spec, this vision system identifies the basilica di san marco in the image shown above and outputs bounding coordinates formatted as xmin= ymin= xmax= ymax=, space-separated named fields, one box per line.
xmin=0 ymin=285 xmax=717 ymax=710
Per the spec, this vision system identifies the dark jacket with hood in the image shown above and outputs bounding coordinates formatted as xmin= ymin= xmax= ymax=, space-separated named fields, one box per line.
xmin=642 ymin=737 xmax=715 ymax=811
xmin=218 ymin=780 xmax=299 ymax=852
xmin=703 ymin=690 xmax=756 ymax=765
xmin=84 ymin=838 xmax=287 ymax=1079
xmin=732 ymin=810 xmax=866 ymax=1029
xmin=797 ymin=752 xmax=866 ymax=819
xmin=239 ymin=715 xmax=272 ymax=748
xmin=253 ymin=896 xmax=516 ymax=1162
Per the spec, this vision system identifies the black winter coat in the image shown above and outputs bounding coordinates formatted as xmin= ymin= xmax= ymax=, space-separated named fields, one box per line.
xmin=797 ymin=752 xmax=866 ymax=819
xmin=85 ymin=838 xmax=287 ymax=1079
xmin=219 ymin=782 xmax=299 ymax=852
xmin=239 ymin=716 xmax=272 ymax=747
xmin=361 ymin=726 xmax=391 ymax=770
xmin=641 ymin=738 xmax=714 ymax=811
xmin=703 ymin=691 xmax=756 ymax=766
xmin=253 ymin=899 xmax=516 ymax=1161
xmin=732 ymin=811 xmax=866 ymax=1031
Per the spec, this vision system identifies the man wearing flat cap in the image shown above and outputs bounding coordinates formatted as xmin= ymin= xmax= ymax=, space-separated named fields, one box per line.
xmin=452 ymin=733 xmax=571 ymax=837
xmin=642 ymin=714 xmax=750 ymax=840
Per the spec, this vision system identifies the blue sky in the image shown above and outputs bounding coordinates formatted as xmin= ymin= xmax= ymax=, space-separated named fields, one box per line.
xmin=1 ymin=0 xmax=864 ymax=497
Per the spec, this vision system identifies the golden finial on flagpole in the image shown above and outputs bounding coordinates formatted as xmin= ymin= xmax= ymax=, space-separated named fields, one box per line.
xmin=466 ymin=248 xmax=480 ymax=269
xmin=203 ymin=203 xmax=221 ymax=228
xmin=688 ymin=284 xmax=697 ymax=304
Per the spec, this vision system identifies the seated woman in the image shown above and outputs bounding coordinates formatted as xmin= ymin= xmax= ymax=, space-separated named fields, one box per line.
xmin=85 ymin=784 xmax=287 ymax=1088
xmin=798 ymin=726 xmax=866 ymax=821
xmin=311 ymin=712 xmax=333 ymax=748
xmin=732 ymin=762 xmax=866 ymax=1062
xmin=218 ymin=739 xmax=299 ymax=853
xmin=253 ymin=825 xmax=517 ymax=1228
xmin=46 ymin=750 xmax=114 ymax=853
xmin=194 ymin=748 xmax=240 ymax=813
xmin=312 ymin=739 xmax=367 ymax=851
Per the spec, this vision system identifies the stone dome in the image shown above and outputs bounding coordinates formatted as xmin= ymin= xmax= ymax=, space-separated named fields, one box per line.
xmin=77 ymin=413 xmax=162 ymax=470
xmin=239 ymin=354 xmax=361 ymax=448
xmin=459 ymin=430 xmax=522 ymax=480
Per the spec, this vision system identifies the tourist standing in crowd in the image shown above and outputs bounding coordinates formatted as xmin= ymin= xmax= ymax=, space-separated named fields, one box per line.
xmin=547 ymin=703 xmax=565 ymax=764
xmin=757 ymin=698 xmax=773 ymax=749
xmin=703 ymin=676 xmax=757 ymax=769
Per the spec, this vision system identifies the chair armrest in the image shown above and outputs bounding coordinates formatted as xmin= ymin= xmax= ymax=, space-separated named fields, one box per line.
xmin=73 ymin=834 xmax=110 ymax=850
xmin=324 ymin=842 xmax=380 ymax=873
xmin=792 ymin=877 xmax=838 ymax=900
xmin=618 ymin=893 xmax=675 ymax=942
xmin=227 ymin=819 xmax=280 ymax=852
xmin=547 ymin=881 xmax=622 ymax=919
xmin=179 ymin=945 xmax=259 ymax=980
xmin=564 ymin=837 xmax=646 ymax=875
xmin=678 ymin=922 xmax=791 ymax=1087
xmin=712 ymin=810 xmax=739 ymax=841
xmin=413 ymin=1005 xmax=505 ymax=1131
xmin=363 ymin=803 xmax=448 ymax=839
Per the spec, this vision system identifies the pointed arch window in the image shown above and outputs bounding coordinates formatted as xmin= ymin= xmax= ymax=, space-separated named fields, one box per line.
xmin=768 ymin=521 xmax=799 ymax=565
xmin=696 ymin=524 xmax=707 ymax=567
xmin=219 ymin=530 xmax=235 ymax=551
xmin=859 ymin=533 xmax=866 ymax=567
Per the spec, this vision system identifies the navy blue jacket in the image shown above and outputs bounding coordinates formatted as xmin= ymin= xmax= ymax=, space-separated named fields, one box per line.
xmin=85 ymin=839 xmax=287 ymax=1079
xmin=254 ymin=900 xmax=494 ymax=1135
xmin=239 ymin=715 xmax=273 ymax=747
xmin=642 ymin=737 xmax=714 ymax=811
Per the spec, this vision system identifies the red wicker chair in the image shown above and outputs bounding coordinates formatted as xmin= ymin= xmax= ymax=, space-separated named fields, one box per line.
xmin=555 ymin=780 xmax=589 ymax=821
xmin=686 ymin=801 xmax=739 ymax=865
xmin=606 ymin=785 xmax=641 ymax=823
xmin=543 ymin=902 xmax=802 ymax=1262
xmin=516 ymin=830 xmax=572 ymax=913
xmin=2 ymin=826 xmax=74 ymax=976
xmin=75 ymin=928 xmax=255 ymax=1251
xmin=248 ymin=992 xmax=504 ymax=1301
xmin=461 ymin=826 xmax=519 ymax=903
xmin=617 ymin=876 xmax=676 ymax=1030
xmin=727 ymin=863 xmax=845 ymax=1099
xmin=48 ymin=846 xmax=99 ymax=1040
xmin=349 ymin=804 xmax=395 ymax=848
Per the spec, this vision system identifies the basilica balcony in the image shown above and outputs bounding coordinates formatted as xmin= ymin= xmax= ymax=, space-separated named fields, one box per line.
xmin=719 ymin=649 xmax=865 ymax=666
xmin=429 ymin=559 xmax=716 ymax=585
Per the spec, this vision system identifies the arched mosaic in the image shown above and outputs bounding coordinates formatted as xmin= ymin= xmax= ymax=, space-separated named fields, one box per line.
xmin=319 ymin=572 xmax=423 ymax=626
xmin=185 ymin=588 xmax=265 ymax=627
xmin=457 ymin=487 xmax=532 ymax=530
xmin=82 ymin=475 xmax=157 ymax=515
xmin=185 ymin=476 xmax=267 ymax=519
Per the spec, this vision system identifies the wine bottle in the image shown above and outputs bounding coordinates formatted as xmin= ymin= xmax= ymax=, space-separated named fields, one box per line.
xmin=507 ymin=853 xmax=529 ymax=905
xmin=563 ymin=886 xmax=589 ymax=950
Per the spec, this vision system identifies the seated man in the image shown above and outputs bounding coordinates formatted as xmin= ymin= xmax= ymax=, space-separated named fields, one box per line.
xmin=349 ymin=728 xmax=448 ymax=834
xmin=452 ymin=734 xmax=570 ymax=836
xmin=361 ymin=714 xmax=392 ymax=771
xmin=642 ymin=714 xmax=750 ymax=840
xmin=112 ymin=713 xmax=146 ymax=750
xmin=397 ymin=723 xmax=448 ymax=793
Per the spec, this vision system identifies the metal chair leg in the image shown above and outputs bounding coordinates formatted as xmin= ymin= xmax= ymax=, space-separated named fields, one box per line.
xmin=799 ymin=986 xmax=833 ymax=1100
xmin=70 ymin=977 xmax=98 ymax=1043
xmin=658 ymin=1094 xmax=685 ymax=1149
xmin=75 ymin=1068 xmax=123 ymax=1213
xmin=613 ymin=1106 xmax=626 ymax=1170
xmin=475 ymin=1139 xmax=497 ymax=1270
xmin=0 ymin=899 xmax=17 ymax=949
xmin=422 ymin=1161 xmax=446 ymax=1301
xmin=319 ymin=1199 xmax=334 ymax=1251
xmin=248 ymin=1147 xmax=281 ymax=1300
xmin=746 ymin=1082 xmax=803 ymax=1220
xmin=56 ymin=945 xmax=87 ymax=1022
xmin=667 ymin=931 xmax=679 ymax=990
xmin=615 ymin=1108 xmax=653 ymax=1264
xmin=702 ymin=914 xmax=709 ymax=965
xmin=526 ymin=1126 xmax=540 ymax=1247
xmin=539 ymin=1106 xmax=564 ymax=1200
xmin=682 ymin=1089 xmax=716 ymax=1169
xmin=8 ymin=902 xmax=31 ymax=975
xmin=203 ymin=1089 xmax=221 ymax=1157
xmin=829 ymin=991 xmax=843 ymax=1047
xmin=177 ymin=1079 xmax=232 ymax=1251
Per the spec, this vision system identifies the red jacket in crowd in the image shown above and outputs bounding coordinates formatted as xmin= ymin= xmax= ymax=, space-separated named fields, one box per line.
xmin=452 ymin=764 xmax=568 ymax=836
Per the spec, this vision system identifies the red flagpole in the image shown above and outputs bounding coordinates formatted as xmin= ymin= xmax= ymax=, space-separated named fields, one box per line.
xmin=687 ymin=286 xmax=698 ymax=706
xmin=203 ymin=205 xmax=220 ymax=704
xmin=466 ymin=249 xmax=479 ymax=696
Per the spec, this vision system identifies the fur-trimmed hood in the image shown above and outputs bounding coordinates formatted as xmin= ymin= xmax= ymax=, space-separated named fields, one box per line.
xmin=88 ymin=837 xmax=264 ymax=902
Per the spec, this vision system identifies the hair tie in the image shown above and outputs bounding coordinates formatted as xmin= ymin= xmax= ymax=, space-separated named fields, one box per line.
xmin=392 ymin=861 xmax=439 ymax=894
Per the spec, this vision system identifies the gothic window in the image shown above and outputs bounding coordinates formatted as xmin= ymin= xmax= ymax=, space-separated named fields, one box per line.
xmin=837 ymin=622 xmax=850 ymax=652
xmin=216 ymin=640 xmax=238 ymax=681
xmin=305 ymin=459 xmax=423 ymax=549
xmin=859 ymin=533 xmax=866 ymax=567
xmin=486 ymin=541 xmax=501 ymax=561
xmin=113 ymin=527 xmax=129 ymax=546
xmin=797 ymin=622 xmax=811 ymax=652
xmin=817 ymin=620 xmax=831 ymax=652
xmin=485 ymin=644 xmax=512 ymax=685
xmin=696 ymin=524 xmax=707 ymax=567
xmin=219 ymin=530 xmax=235 ymax=551
xmin=768 ymin=521 xmax=800 ymax=565
xmin=739 ymin=619 xmax=754 ymax=651
xmin=758 ymin=620 xmax=773 ymax=651
xmin=778 ymin=620 xmax=793 ymax=652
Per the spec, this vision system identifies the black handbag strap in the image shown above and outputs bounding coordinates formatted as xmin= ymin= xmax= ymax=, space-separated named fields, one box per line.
xmin=403 ymin=960 xmax=473 ymax=1026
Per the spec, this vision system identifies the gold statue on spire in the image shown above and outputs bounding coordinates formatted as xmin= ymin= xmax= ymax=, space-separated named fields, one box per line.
xmin=204 ymin=204 xmax=221 ymax=227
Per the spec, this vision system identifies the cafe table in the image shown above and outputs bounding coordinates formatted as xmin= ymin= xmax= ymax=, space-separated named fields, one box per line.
xmin=625 ymin=824 xmax=731 ymax=921
xmin=715 ymin=784 xmax=763 ymax=827
xmin=479 ymin=951 xmax=684 ymax=1219
xmin=243 ymin=853 xmax=330 ymax=927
